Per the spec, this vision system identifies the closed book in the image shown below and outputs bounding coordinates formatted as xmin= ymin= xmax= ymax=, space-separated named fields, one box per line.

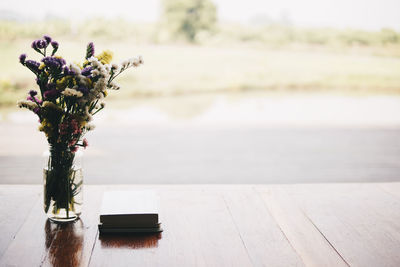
xmin=99 ymin=190 xmax=159 ymax=228
xmin=98 ymin=223 xmax=163 ymax=234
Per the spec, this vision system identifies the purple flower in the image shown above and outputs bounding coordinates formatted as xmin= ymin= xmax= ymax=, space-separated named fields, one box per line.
xmin=86 ymin=42 xmax=95 ymax=59
xmin=63 ymin=66 xmax=74 ymax=75
xmin=43 ymin=89 xmax=59 ymax=99
xmin=39 ymin=40 xmax=47 ymax=49
xmin=33 ymin=107 xmax=40 ymax=114
xmin=51 ymin=41 xmax=58 ymax=49
xmin=81 ymin=67 xmax=92 ymax=76
xmin=27 ymin=90 xmax=41 ymax=104
xmin=29 ymin=90 xmax=37 ymax=97
xmin=19 ymin=54 xmax=26 ymax=64
xmin=77 ymin=86 xmax=89 ymax=95
xmin=42 ymin=56 xmax=66 ymax=70
xmin=43 ymin=35 xmax=52 ymax=44
xmin=46 ymin=83 xmax=56 ymax=91
xmin=50 ymin=41 xmax=59 ymax=56
xmin=25 ymin=60 xmax=40 ymax=73
xmin=32 ymin=39 xmax=47 ymax=50
xmin=27 ymin=95 xmax=43 ymax=104
xmin=31 ymin=40 xmax=37 ymax=49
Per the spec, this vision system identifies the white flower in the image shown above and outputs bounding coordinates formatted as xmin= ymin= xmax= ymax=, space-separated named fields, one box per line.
xmin=120 ymin=55 xmax=143 ymax=70
xmin=95 ymin=102 xmax=106 ymax=109
xmin=78 ymin=75 xmax=89 ymax=86
xmin=99 ymin=66 xmax=108 ymax=78
xmin=62 ymin=88 xmax=83 ymax=98
xmin=84 ymin=106 xmax=93 ymax=121
xmin=86 ymin=124 xmax=96 ymax=131
xmin=88 ymin=56 xmax=101 ymax=67
xmin=104 ymin=64 xmax=111 ymax=72
xmin=98 ymin=92 xmax=104 ymax=100
xmin=94 ymin=78 xmax=107 ymax=93
xmin=17 ymin=100 xmax=38 ymax=111
xmin=138 ymin=55 xmax=144 ymax=64
xmin=132 ymin=57 xmax=140 ymax=67
xmin=121 ymin=60 xmax=129 ymax=69
xmin=91 ymin=69 xmax=100 ymax=76
xmin=69 ymin=63 xmax=81 ymax=74
xmin=111 ymin=63 xmax=120 ymax=73
xmin=108 ymin=81 xmax=120 ymax=90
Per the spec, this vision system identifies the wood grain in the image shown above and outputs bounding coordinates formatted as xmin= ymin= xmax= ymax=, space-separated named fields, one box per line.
xmin=1 ymin=184 xmax=400 ymax=267
xmin=0 ymin=185 xmax=41 ymax=258
xmin=0 ymin=196 xmax=55 ymax=267
xmin=89 ymin=189 xmax=253 ymax=267
xmin=282 ymin=183 xmax=400 ymax=267
xmin=223 ymin=188 xmax=304 ymax=266
xmin=257 ymin=185 xmax=349 ymax=267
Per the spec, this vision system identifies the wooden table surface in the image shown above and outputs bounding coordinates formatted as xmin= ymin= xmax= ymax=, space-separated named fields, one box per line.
xmin=1 ymin=183 xmax=400 ymax=267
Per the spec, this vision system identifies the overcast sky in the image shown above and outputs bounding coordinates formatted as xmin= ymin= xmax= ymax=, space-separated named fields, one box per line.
xmin=1 ymin=0 xmax=399 ymax=30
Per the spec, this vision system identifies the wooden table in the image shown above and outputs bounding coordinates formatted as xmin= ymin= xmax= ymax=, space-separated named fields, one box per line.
xmin=1 ymin=183 xmax=400 ymax=267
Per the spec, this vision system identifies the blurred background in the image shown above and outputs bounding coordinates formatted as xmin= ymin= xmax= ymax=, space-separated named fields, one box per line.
xmin=1 ymin=0 xmax=400 ymax=184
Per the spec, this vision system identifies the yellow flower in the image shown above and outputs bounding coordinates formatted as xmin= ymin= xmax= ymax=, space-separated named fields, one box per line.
xmin=43 ymin=101 xmax=63 ymax=113
xmin=73 ymin=62 xmax=83 ymax=70
xmin=75 ymin=116 xmax=87 ymax=128
xmin=103 ymin=90 xmax=108 ymax=97
xmin=96 ymin=50 xmax=113 ymax=64
xmin=39 ymin=63 xmax=45 ymax=70
xmin=87 ymin=78 xmax=93 ymax=88
xmin=38 ymin=119 xmax=54 ymax=138
xmin=56 ymin=77 xmax=69 ymax=90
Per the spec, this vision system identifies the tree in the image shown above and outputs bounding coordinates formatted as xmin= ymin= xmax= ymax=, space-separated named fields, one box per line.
xmin=162 ymin=0 xmax=217 ymax=42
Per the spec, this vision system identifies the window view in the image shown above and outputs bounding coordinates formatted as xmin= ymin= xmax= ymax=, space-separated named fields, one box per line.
xmin=1 ymin=0 xmax=399 ymax=185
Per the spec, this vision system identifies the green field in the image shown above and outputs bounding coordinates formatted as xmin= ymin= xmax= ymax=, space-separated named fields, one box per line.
xmin=1 ymin=21 xmax=400 ymax=108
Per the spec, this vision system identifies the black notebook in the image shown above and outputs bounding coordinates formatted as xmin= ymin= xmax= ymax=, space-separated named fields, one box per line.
xmin=98 ymin=190 xmax=162 ymax=233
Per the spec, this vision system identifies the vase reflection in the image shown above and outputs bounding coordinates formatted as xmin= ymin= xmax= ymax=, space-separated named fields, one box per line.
xmin=45 ymin=219 xmax=84 ymax=267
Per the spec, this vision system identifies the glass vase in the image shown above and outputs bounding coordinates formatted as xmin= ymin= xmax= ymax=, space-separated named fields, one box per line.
xmin=43 ymin=146 xmax=83 ymax=223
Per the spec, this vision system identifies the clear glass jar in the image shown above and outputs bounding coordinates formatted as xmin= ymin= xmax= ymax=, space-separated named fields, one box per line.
xmin=43 ymin=147 xmax=83 ymax=222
